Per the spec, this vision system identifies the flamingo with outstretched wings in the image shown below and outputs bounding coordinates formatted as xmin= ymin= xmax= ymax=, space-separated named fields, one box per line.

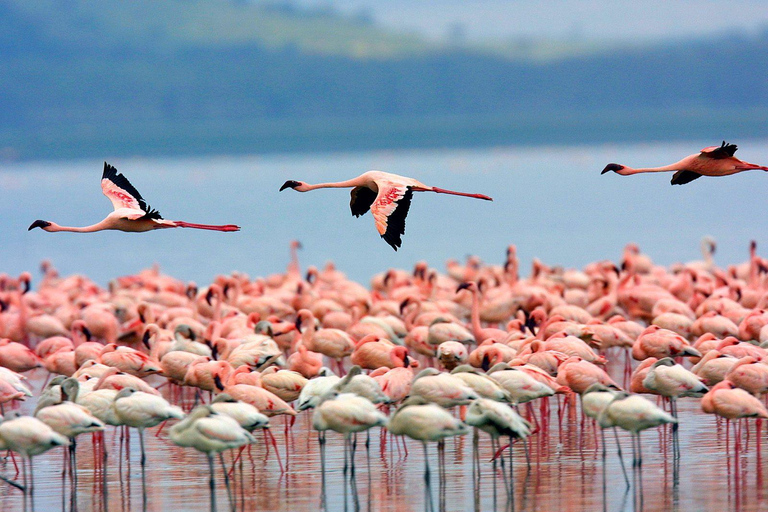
xmin=280 ymin=170 xmax=492 ymax=250
xmin=29 ymin=162 xmax=240 ymax=233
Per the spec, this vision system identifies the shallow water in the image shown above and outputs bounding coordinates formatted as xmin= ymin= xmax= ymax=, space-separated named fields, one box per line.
xmin=1 ymin=359 xmax=767 ymax=512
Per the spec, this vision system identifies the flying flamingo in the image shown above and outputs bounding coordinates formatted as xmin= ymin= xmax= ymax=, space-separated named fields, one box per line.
xmin=28 ymin=162 xmax=240 ymax=233
xmin=279 ymin=171 xmax=492 ymax=250
xmin=601 ymin=141 xmax=768 ymax=185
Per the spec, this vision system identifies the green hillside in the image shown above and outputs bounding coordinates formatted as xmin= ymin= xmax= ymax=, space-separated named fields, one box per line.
xmin=0 ymin=0 xmax=766 ymax=161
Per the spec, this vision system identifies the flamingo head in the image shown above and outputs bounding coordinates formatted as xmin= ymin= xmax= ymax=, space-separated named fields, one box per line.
xmin=28 ymin=219 xmax=52 ymax=231
xmin=601 ymin=163 xmax=626 ymax=175
xmin=279 ymin=180 xmax=307 ymax=192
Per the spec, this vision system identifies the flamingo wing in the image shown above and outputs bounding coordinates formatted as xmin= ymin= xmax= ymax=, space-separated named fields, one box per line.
xmin=349 ymin=186 xmax=377 ymax=217
xmin=100 ymin=162 xmax=163 ymax=220
xmin=700 ymin=141 xmax=738 ymax=159
xmin=670 ymin=170 xmax=702 ymax=185
xmin=370 ymin=183 xmax=413 ymax=251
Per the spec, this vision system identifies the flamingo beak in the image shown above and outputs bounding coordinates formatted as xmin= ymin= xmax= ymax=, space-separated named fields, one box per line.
xmin=28 ymin=220 xmax=51 ymax=231
xmin=601 ymin=163 xmax=624 ymax=175
xmin=456 ymin=282 xmax=471 ymax=293
xmin=280 ymin=180 xmax=301 ymax=191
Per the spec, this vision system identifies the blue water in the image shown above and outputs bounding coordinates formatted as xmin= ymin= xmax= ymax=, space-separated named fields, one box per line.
xmin=1 ymin=138 xmax=767 ymax=285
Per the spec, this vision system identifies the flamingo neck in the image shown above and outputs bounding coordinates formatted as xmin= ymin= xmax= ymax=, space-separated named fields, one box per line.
xmin=619 ymin=164 xmax=680 ymax=175
xmin=469 ymin=288 xmax=483 ymax=339
xmin=304 ymin=178 xmax=363 ymax=191
xmin=46 ymin=221 xmax=108 ymax=233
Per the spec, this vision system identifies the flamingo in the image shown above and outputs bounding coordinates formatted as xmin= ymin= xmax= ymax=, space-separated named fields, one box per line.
xmin=112 ymin=387 xmax=184 ymax=498
xmin=296 ymin=369 xmax=341 ymax=411
xmin=170 ymin=405 xmax=255 ymax=512
xmin=642 ymin=357 xmax=708 ymax=458
xmin=28 ymin=162 xmax=240 ymax=234
xmin=598 ymin=392 xmax=676 ymax=469
xmin=601 ymin=141 xmax=768 ymax=185
xmin=0 ymin=413 xmax=70 ymax=505
xmin=465 ymin=398 xmax=532 ymax=499
xmin=313 ymin=391 xmax=387 ymax=486
xmin=279 ymin=171 xmax=492 ymax=250
xmin=387 ymin=396 xmax=468 ymax=490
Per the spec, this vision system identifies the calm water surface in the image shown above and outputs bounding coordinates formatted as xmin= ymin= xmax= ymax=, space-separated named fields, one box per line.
xmin=0 ymin=360 xmax=765 ymax=512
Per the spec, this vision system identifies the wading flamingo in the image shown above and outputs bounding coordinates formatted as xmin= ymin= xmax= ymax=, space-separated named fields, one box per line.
xmin=279 ymin=171 xmax=492 ymax=250
xmin=170 ymin=406 xmax=255 ymax=512
xmin=29 ymin=162 xmax=240 ymax=233
xmin=601 ymin=141 xmax=768 ymax=185
xmin=0 ymin=413 xmax=70 ymax=505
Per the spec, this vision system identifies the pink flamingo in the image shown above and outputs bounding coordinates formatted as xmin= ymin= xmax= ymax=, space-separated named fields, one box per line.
xmin=29 ymin=162 xmax=240 ymax=233
xmin=602 ymin=141 xmax=768 ymax=185
xmin=0 ymin=339 xmax=42 ymax=373
xmin=350 ymin=334 xmax=416 ymax=370
xmin=279 ymin=171 xmax=492 ymax=250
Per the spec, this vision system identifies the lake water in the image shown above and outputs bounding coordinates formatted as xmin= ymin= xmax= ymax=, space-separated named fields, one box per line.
xmin=2 ymin=138 xmax=768 ymax=286
xmin=0 ymin=361 xmax=766 ymax=512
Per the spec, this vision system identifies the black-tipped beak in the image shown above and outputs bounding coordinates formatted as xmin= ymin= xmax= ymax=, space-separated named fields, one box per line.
xmin=82 ymin=326 xmax=92 ymax=341
xmin=295 ymin=316 xmax=303 ymax=332
xmin=456 ymin=282 xmax=472 ymax=293
xmin=601 ymin=163 xmax=624 ymax=175
xmin=399 ymin=298 xmax=411 ymax=315
xmin=22 ymin=279 xmax=30 ymax=294
xmin=205 ymin=288 xmax=214 ymax=306
xmin=214 ymin=374 xmax=224 ymax=392
xmin=280 ymin=180 xmax=300 ymax=191
xmin=403 ymin=354 xmax=410 ymax=367
xmin=481 ymin=354 xmax=491 ymax=372
xmin=142 ymin=330 xmax=151 ymax=350
xmin=28 ymin=220 xmax=51 ymax=231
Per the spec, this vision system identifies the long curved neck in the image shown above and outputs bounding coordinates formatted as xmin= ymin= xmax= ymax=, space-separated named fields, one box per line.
xmin=47 ymin=221 xmax=109 ymax=233
xmin=304 ymin=178 xmax=363 ymax=191
xmin=619 ymin=164 xmax=680 ymax=175
xmin=469 ymin=288 xmax=483 ymax=338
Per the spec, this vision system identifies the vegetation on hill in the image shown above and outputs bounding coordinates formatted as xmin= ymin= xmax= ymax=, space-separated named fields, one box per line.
xmin=0 ymin=0 xmax=766 ymax=160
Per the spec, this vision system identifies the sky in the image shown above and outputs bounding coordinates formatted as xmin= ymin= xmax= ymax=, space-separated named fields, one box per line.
xmin=298 ymin=0 xmax=768 ymax=42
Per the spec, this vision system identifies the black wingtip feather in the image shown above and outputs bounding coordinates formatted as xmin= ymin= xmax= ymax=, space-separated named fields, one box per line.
xmin=102 ymin=162 xmax=163 ymax=219
xmin=381 ymin=188 xmax=413 ymax=251
xmin=703 ymin=141 xmax=738 ymax=159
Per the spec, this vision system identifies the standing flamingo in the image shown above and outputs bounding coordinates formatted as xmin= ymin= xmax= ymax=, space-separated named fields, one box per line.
xmin=0 ymin=413 xmax=70 ymax=506
xmin=601 ymin=141 xmax=768 ymax=185
xmin=279 ymin=171 xmax=492 ymax=250
xmin=170 ymin=405 xmax=255 ymax=512
xmin=28 ymin=162 xmax=240 ymax=233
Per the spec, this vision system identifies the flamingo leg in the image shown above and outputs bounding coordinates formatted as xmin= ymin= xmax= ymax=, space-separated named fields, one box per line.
xmin=207 ymin=453 xmax=216 ymax=512
xmin=613 ymin=428 xmax=630 ymax=488
xmin=219 ymin=453 xmax=234 ymax=512
xmin=139 ymin=428 xmax=147 ymax=510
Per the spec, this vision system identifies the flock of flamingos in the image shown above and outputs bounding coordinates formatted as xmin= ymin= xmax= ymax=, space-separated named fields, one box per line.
xmin=1 ymin=141 xmax=767 ymax=511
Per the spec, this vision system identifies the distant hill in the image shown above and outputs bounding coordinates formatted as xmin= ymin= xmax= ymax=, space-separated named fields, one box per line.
xmin=0 ymin=0 xmax=767 ymax=160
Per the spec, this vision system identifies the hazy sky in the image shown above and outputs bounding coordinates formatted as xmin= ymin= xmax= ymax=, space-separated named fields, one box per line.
xmin=299 ymin=0 xmax=768 ymax=42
